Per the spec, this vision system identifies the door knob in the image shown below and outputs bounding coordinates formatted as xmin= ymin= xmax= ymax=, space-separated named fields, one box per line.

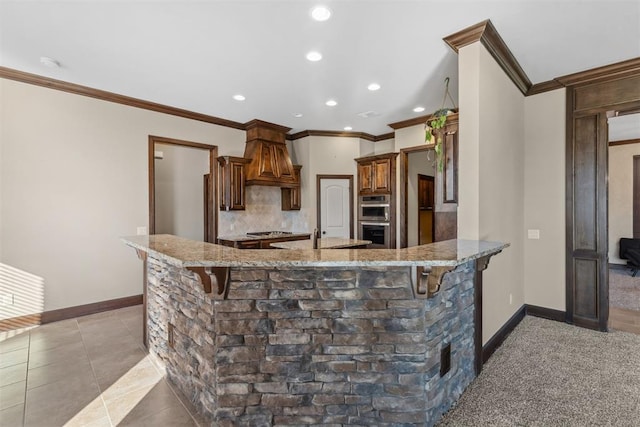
xmin=322 ymin=231 xmax=327 ymax=235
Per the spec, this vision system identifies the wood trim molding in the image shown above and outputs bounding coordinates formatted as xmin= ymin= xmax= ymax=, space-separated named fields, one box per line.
xmin=388 ymin=112 xmax=459 ymax=131
xmin=527 ymin=79 xmax=565 ymax=96
xmin=555 ymin=57 xmax=640 ymax=87
xmin=610 ymin=138 xmax=640 ymax=147
xmin=0 ymin=66 xmax=246 ymax=130
xmin=288 ymin=130 xmax=394 ymax=142
xmin=0 ymin=295 xmax=143 ymax=331
xmin=525 ymin=304 xmax=566 ymax=322
xmin=148 ymin=135 xmax=218 ymax=242
xmin=443 ymin=20 xmax=531 ymax=95
xmin=481 ymin=304 xmax=526 ymax=365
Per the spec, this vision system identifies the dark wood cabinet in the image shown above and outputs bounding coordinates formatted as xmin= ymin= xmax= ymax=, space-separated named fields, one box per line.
xmin=282 ymin=165 xmax=302 ymax=210
xmin=358 ymin=162 xmax=374 ymax=193
xmin=218 ymin=156 xmax=249 ymax=211
xmin=237 ymin=240 xmax=261 ymax=249
xmin=356 ymin=153 xmax=397 ymax=195
xmin=218 ymin=234 xmax=310 ymax=249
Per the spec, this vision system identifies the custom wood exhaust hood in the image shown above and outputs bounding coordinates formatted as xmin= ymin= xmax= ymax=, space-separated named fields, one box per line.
xmin=243 ymin=119 xmax=299 ymax=188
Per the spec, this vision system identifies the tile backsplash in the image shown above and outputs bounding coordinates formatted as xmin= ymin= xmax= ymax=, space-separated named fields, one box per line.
xmin=218 ymin=186 xmax=310 ymax=236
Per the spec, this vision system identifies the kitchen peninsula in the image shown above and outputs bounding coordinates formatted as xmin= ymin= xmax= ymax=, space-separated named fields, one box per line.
xmin=124 ymin=234 xmax=507 ymax=426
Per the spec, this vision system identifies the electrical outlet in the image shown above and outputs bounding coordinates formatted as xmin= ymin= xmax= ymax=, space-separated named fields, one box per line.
xmin=0 ymin=292 xmax=14 ymax=306
xmin=136 ymin=226 xmax=147 ymax=235
xmin=527 ymin=229 xmax=540 ymax=239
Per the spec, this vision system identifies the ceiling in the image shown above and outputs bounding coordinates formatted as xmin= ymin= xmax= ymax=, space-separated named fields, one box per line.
xmin=1 ymin=1 xmax=639 ymax=136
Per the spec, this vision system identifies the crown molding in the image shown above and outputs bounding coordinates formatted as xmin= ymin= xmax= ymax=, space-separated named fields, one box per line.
xmin=0 ymin=66 xmax=247 ymax=130
xmin=444 ymin=19 xmax=531 ymax=95
xmin=388 ymin=114 xmax=431 ymax=130
xmin=526 ymin=80 xmax=565 ymax=96
xmin=287 ymin=129 xmax=393 ymax=142
xmin=609 ymin=138 xmax=640 ymax=147
xmin=244 ymin=119 xmax=291 ymax=134
xmin=555 ymin=57 xmax=640 ymax=87
xmin=388 ymin=112 xmax=459 ymax=131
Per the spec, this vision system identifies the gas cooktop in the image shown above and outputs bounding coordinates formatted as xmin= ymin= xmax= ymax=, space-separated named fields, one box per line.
xmin=246 ymin=231 xmax=293 ymax=237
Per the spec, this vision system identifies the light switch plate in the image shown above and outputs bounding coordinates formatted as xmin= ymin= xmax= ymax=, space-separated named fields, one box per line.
xmin=527 ymin=229 xmax=540 ymax=239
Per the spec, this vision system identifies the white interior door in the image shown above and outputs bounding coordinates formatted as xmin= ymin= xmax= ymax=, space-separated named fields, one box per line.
xmin=319 ymin=178 xmax=351 ymax=238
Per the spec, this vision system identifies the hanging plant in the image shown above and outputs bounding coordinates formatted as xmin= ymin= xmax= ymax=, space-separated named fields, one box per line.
xmin=425 ymin=77 xmax=456 ymax=171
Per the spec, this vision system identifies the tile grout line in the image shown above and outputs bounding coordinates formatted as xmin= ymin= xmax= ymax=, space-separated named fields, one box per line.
xmin=21 ymin=331 xmax=31 ymax=427
xmin=77 ymin=318 xmax=115 ymax=427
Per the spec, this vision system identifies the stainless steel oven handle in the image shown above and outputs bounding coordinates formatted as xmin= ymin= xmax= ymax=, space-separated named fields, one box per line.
xmin=360 ymin=222 xmax=390 ymax=226
xmin=360 ymin=203 xmax=390 ymax=207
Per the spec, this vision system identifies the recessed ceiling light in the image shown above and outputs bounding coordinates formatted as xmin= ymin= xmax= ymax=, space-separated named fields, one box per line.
xmin=306 ymin=51 xmax=322 ymax=62
xmin=233 ymin=94 xmax=245 ymax=101
xmin=344 ymin=126 xmax=353 ymax=131
xmin=367 ymin=83 xmax=381 ymax=91
xmin=40 ymin=56 xmax=60 ymax=68
xmin=311 ymin=5 xmax=331 ymax=21
xmin=326 ymin=99 xmax=337 ymax=107
xmin=413 ymin=106 xmax=425 ymax=113
xmin=293 ymin=113 xmax=303 ymax=118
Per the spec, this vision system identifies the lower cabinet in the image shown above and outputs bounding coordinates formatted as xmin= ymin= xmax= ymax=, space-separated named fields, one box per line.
xmin=217 ymin=234 xmax=311 ymax=249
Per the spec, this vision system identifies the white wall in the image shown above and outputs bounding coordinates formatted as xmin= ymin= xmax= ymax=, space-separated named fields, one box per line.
xmin=154 ymin=143 xmax=210 ymax=241
xmin=523 ymin=89 xmax=566 ymax=310
xmin=609 ymin=143 xmax=640 ymax=264
xmin=458 ymin=43 xmax=525 ymax=344
xmin=0 ymin=78 xmax=245 ymax=315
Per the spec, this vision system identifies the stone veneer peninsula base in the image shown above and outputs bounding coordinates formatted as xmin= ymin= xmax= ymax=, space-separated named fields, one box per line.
xmin=124 ymin=235 xmax=507 ymax=426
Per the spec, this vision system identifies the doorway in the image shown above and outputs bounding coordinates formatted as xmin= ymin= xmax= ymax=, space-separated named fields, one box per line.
xmin=607 ymin=112 xmax=640 ymax=334
xmin=317 ymin=175 xmax=353 ymax=238
xmin=148 ymin=136 xmax=218 ymax=243
xmin=399 ymin=146 xmax=437 ymax=248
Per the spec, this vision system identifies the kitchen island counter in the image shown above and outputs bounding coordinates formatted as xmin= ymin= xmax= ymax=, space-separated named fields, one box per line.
xmin=124 ymin=234 xmax=507 ymax=426
xmin=123 ymin=234 xmax=507 ymax=268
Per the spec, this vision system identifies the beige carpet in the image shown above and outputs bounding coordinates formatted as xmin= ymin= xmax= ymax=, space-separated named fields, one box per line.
xmin=438 ymin=316 xmax=640 ymax=426
xmin=609 ymin=267 xmax=640 ymax=312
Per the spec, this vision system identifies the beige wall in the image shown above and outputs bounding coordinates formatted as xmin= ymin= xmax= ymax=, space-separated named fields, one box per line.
xmin=609 ymin=143 xmax=640 ymax=264
xmin=291 ymin=136 xmax=362 ymax=235
xmin=458 ymin=43 xmax=525 ymax=344
xmin=523 ymin=89 xmax=566 ymax=310
xmin=0 ymin=78 xmax=245 ymax=316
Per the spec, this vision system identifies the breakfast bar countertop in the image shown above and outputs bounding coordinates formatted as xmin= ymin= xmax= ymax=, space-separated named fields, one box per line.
xmin=122 ymin=234 xmax=509 ymax=268
xmin=269 ymin=237 xmax=372 ymax=250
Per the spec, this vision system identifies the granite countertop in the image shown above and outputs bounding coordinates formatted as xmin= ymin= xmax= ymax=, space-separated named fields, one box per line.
xmin=217 ymin=232 xmax=311 ymax=242
xmin=270 ymin=238 xmax=372 ymax=250
xmin=123 ymin=234 xmax=509 ymax=268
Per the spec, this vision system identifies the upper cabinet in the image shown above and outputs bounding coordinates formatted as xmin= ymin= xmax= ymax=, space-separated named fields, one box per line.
xmin=243 ymin=120 xmax=298 ymax=188
xmin=355 ymin=152 xmax=398 ymax=194
xmin=218 ymin=156 xmax=249 ymax=211
xmin=281 ymin=165 xmax=302 ymax=210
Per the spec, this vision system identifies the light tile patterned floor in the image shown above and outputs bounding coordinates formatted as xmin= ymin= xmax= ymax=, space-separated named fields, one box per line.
xmin=0 ymin=306 xmax=201 ymax=426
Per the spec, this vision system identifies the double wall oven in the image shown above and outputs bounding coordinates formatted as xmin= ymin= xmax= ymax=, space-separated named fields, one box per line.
xmin=359 ymin=194 xmax=392 ymax=248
